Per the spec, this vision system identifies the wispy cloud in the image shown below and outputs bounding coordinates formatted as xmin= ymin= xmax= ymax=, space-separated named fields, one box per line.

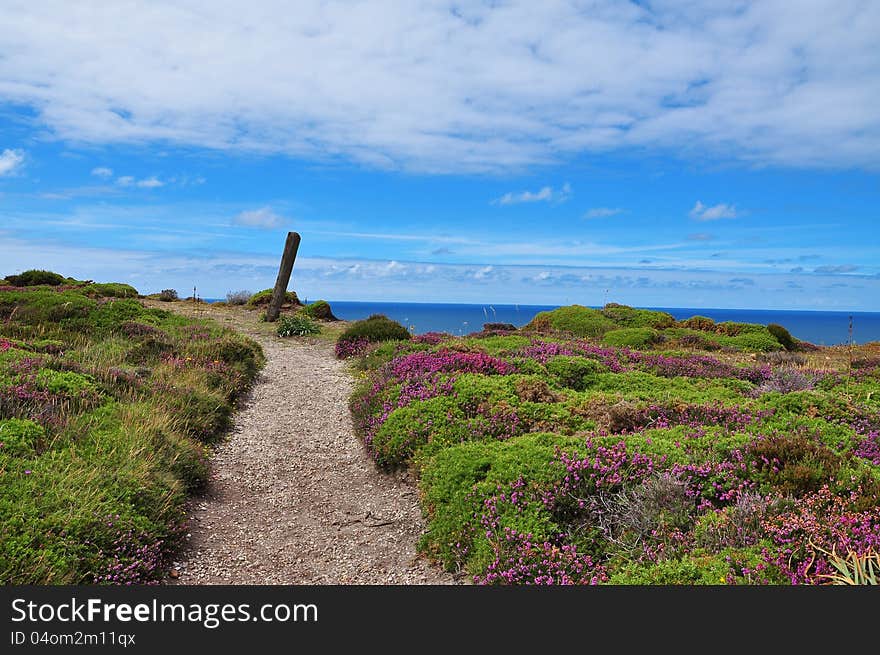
xmin=689 ymin=201 xmax=739 ymax=221
xmin=117 ymin=175 xmax=164 ymax=188
xmin=91 ymin=166 xmax=113 ymax=178
xmin=814 ymin=264 xmax=859 ymax=274
xmin=687 ymin=233 xmax=715 ymax=241
xmin=494 ymin=183 xmax=571 ymax=206
xmin=584 ymin=207 xmax=623 ymax=219
xmin=233 ymin=206 xmax=285 ymax=229
xmin=0 ymin=148 xmax=25 ymax=176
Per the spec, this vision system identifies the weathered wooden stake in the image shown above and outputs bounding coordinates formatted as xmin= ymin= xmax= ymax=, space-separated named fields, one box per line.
xmin=266 ymin=231 xmax=301 ymax=322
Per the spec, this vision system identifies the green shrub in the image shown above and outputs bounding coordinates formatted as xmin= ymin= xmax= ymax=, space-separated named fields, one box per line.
xmin=247 ymin=288 xmax=300 ymax=307
xmin=525 ymin=305 xmax=615 ymax=338
xmin=601 ymin=303 xmax=675 ymax=329
xmin=277 ymin=314 xmax=321 ymax=337
xmin=301 ymin=300 xmax=337 ymax=321
xmin=608 ymin=555 xmax=730 ymax=585
xmin=5 ymin=270 xmax=66 ymax=287
xmin=546 ymin=356 xmax=606 ymax=390
xmin=725 ymin=331 xmax=783 ymax=352
xmin=0 ymin=290 xmax=97 ymax=324
xmin=679 ymin=315 xmax=716 ymax=331
xmin=83 ymin=283 xmax=139 ymax=298
xmin=767 ymin=323 xmax=797 ymax=351
xmin=34 ymin=369 xmax=97 ymax=396
xmin=337 ymin=314 xmax=411 ymax=350
xmin=0 ymin=419 xmax=44 ymax=457
xmin=602 ymin=327 xmax=662 ymax=349
xmin=158 ymin=289 xmax=178 ymax=301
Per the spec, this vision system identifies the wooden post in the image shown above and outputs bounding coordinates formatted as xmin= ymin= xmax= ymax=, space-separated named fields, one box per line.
xmin=266 ymin=231 xmax=301 ymax=322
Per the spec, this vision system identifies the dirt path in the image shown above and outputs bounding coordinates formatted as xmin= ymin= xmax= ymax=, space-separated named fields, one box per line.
xmin=160 ymin=304 xmax=457 ymax=584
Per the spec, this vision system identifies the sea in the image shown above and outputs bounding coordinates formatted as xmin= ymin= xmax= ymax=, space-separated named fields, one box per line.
xmin=204 ymin=298 xmax=880 ymax=345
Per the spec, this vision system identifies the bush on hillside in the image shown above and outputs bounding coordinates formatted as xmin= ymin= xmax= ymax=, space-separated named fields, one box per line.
xmin=246 ymin=288 xmax=300 ymax=307
xmin=767 ymin=323 xmax=797 ymax=351
xmin=335 ymin=314 xmax=411 ymax=359
xmin=602 ymin=327 xmax=664 ymax=349
xmin=601 ymin=303 xmax=675 ymax=329
xmin=83 ymin=283 xmax=139 ymax=298
xmin=301 ymin=300 xmax=337 ymax=321
xmin=524 ymin=305 xmax=615 ymax=338
xmin=679 ymin=315 xmax=716 ymax=331
xmin=5 ymin=270 xmax=67 ymax=287
xmin=158 ymin=289 xmax=178 ymax=301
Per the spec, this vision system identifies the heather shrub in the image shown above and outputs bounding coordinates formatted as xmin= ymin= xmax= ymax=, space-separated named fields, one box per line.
xmin=276 ymin=314 xmax=321 ymax=337
xmin=301 ymin=300 xmax=337 ymax=321
xmin=0 ymin=280 xmax=263 ymax=583
xmin=0 ymin=290 xmax=96 ymax=324
xmin=608 ymin=556 xmax=730 ymax=585
xmin=767 ymin=323 xmax=797 ymax=351
xmin=715 ymin=321 xmax=766 ymax=337
xmin=746 ymin=432 xmax=843 ymax=497
xmin=82 ymin=283 xmax=139 ymax=298
xmin=246 ymin=288 xmax=299 ymax=307
xmin=679 ymin=315 xmax=716 ymax=331
xmin=225 ymin=290 xmax=252 ymax=305
xmin=546 ymin=356 xmax=605 ymax=391
xmin=602 ymin=327 xmax=662 ymax=349
xmin=158 ymin=289 xmax=178 ymax=301
xmin=336 ymin=314 xmax=411 ymax=359
xmin=524 ymin=305 xmax=615 ymax=338
xmin=5 ymin=269 xmax=66 ymax=287
xmin=756 ymin=351 xmax=807 ymax=367
xmin=725 ymin=331 xmax=784 ymax=352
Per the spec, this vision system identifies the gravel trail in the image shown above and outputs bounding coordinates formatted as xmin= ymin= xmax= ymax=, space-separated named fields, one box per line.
xmin=165 ymin=310 xmax=457 ymax=584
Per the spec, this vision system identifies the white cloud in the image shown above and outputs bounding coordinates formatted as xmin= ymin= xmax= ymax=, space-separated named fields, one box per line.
xmin=585 ymin=207 xmax=623 ymax=218
xmin=116 ymin=174 xmax=164 ymax=188
xmin=233 ymin=206 xmax=284 ymax=229
xmin=4 ymin=2 xmax=875 ymax=171
xmin=0 ymin=148 xmax=24 ymax=176
xmin=689 ymin=201 xmax=739 ymax=221
xmin=91 ymin=166 xmax=113 ymax=178
xmin=136 ymin=176 xmax=164 ymax=188
xmin=494 ymin=183 xmax=571 ymax=205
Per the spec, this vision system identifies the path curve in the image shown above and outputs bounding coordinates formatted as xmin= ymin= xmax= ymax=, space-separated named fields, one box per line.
xmin=172 ymin=323 xmax=456 ymax=584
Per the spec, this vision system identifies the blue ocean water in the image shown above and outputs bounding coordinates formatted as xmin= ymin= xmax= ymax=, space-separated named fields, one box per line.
xmin=323 ymin=301 xmax=880 ymax=346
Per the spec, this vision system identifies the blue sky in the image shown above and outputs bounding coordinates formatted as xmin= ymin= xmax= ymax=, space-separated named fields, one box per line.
xmin=1 ymin=1 xmax=879 ymax=310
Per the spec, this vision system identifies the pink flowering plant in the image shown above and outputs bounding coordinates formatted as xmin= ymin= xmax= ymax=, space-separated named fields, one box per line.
xmin=351 ymin=323 xmax=880 ymax=584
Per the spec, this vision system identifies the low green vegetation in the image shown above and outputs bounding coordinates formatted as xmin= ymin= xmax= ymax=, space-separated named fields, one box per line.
xmin=276 ymin=314 xmax=321 ymax=337
xmin=344 ymin=304 xmax=880 ymax=585
xmin=300 ymin=300 xmax=337 ymax=321
xmin=246 ymin=288 xmax=300 ymax=307
xmin=0 ymin=274 xmax=263 ymax=583
xmin=335 ymin=314 xmax=411 ymax=358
